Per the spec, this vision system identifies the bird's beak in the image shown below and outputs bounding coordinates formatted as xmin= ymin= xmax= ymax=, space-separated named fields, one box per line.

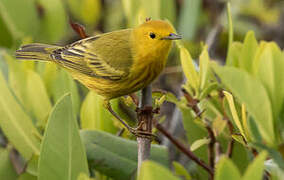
xmin=161 ymin=33 xmax=182 ymax=40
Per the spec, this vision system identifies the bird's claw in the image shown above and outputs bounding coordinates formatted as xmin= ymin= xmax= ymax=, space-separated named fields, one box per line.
xmin=128 ymin=127 xmax=157 ymax=140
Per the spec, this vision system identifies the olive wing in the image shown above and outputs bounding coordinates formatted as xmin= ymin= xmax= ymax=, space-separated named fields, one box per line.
xmin=54 ymin=29 xmax=133 ymax=81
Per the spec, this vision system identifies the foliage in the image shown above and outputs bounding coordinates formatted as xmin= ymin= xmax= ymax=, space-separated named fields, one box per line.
xmin=0 ymin=0 xmax=283 ymax=180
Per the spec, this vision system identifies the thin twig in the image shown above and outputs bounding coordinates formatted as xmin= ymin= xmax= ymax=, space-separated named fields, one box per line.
xmin=137 ymin=85 xmax=153 ymax=173
xmin=129 ymin=93 xmax=139 ymax=106
xmin=205 ymin=122 xmax=216 ymax=169
xmin=182 ymin=89 xmax=216 ymax=177
xmin=155 ymin=122 xmax=214 ymax=177
xmin=225 ymin=119 xmax=235 ymax=158
xmin=116 ymin=128 xmax=125 ymax=137
xmin=69 ymin=21 xmax=88 ymax=39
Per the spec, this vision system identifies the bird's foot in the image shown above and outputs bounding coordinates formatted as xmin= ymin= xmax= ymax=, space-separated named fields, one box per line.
xmin=128 ymin=127 xmax=157 ymax=140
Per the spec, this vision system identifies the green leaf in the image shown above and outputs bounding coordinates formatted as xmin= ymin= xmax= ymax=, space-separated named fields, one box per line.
xmin=80 ymin=130 xmax=169 ymax=180
xmin=232 ymin=134 xmax=247 ymax=146
xmin=257 ymin=43 xmax=284 ymax=122
xmin=215 ymin=156 xmax=241 ymax=180
xmin=199 ymin=47 xmax=210 ymax=90
xmin=5 ymin=53 xmax=51 ymax=127
xmin=253 ymin=143 xmax=284 ymax=170
xmin=179 ymin=105 xmax=207 ymax=163
xmin=5 ymin=54 xmax=29 ymax=106
xmin=26 ymin=70 xmax=52 ymax=128
xmin=152 ymin=91 xmax=180 ymax=105
xmin=138 ymin=161 xmax=179 ymax=180
xmin=0 ymin=148 xmax=18 ymax=180
xmin=37 ymin=0 xmax=67 ymax=43
xmin=180 ymin=47 xmax=199 ymax=92
xmin=68 ymin=0 xmax=101 ymax=26
xmin=212 ymin=116 xmax=227 ymax=136
xmin=223 ymin=91 xmax=246 ymax=139
xmin=199 ymin=82 xmax=219 ymax=99
xmin=25 ymin=155 xmax=38 ymax=177
xmin=0 ymin=72 xmax=40 ymax=159
xmin=190 ymin=138 xmax=210 ymax=152
xmin=18 ymin=173 xmax=37 ymax=180
xmin=0 ymin=15 xmax=13 ymax=47
xmin=239 ymin=31 xmax=258 ymax=73
xmin=49 ymin=69 xmax=80 ymax=116
xmin=42 ymin=63 xmax=57 ymax=97
xmin=172 ymin=161 xmax=191 ymax=180
xmin=38 ymin=94 xmax=89 ymax=180
xmin=243 ymin=151 xmax=267 ymax=180
xmin=0 ymin=0 xmax=39 ymax=39
xmin=80 ymin=91 xmax=117 ymax=133
xmin=226 ymin=42 xmax=243 ymax=67
xmin=213 ymin=65 xmax=275 ymax=146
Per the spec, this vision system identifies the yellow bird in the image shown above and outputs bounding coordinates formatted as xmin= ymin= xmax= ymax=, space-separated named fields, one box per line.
xmin=15 ymin=19 xmax=181 ymax=135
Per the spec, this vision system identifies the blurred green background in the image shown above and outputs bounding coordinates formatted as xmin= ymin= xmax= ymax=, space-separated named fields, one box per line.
xmin=0 ymin=0 xmax=284 ymax=180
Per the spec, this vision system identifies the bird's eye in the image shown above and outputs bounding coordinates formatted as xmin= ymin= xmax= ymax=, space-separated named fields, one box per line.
xmin=149 ymin=33 xmax=156 ymax=39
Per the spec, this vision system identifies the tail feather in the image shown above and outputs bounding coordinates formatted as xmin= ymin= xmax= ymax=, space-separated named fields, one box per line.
xmin=15 ymin=43 xmax=61 ymax=61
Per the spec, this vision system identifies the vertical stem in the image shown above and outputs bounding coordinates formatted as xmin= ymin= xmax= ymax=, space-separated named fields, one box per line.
xmin=137 ymin=85 xmax=152 ymax=173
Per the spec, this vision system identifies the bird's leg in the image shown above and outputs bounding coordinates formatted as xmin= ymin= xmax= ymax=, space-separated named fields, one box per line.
xmin=104 ymin=100 xmax=155 ymax=138
xmin=129 ymin=93 xmax=139 ymax=106
xmin=104 ymin=100 xmax=134 ymax=131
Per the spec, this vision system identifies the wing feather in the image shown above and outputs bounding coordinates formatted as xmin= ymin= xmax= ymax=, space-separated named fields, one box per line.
xmin=51 ymin=30 xmax=133 ymax=81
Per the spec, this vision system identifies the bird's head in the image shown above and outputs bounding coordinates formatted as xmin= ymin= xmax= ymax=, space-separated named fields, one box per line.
xmin=132 ymin=19 xmax=181 ymax=59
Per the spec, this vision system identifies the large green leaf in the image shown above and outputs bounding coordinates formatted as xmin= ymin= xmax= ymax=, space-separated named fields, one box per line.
xmin=180 ymin=47 xmax=199 ymax=93
xmin=172 ymin=161 xmax=191 ymax=180
xmin=213 ymin=65 xmax=275 ymax=146
xmin=239 ymin=31 xmax=258 ymax=73
xmin=0 ymin=15 xmax=13 ymax=47
xmin=138 ymin=161 xmax=179 ymax=180
xmin=80 ymin=91 xmax=117 ymax=133
xmin=18 ymin=173 xmax=37 ymax=180
xmin=38 ymin=94 xmax=89 ymax=180
xmin=243 ymin=151 xmax=267 ymax=180
xmin=5 ymin=53 xmax=51 ymax=127
xmin=6 ymin=54 xmax=29 ymax=107
xmin=48 ymin=69 xmax=80 ymax=116
xmin=80 ymin=130 xmax=169 ymax=180
xmin=257 ymin=43 xmax=284 ymax=122
xmin=0 ymin=0 xmax=39 ymax=39
xmin=0 ymin=148 xmax=18 ymax=180
xmin=199 ymin=47 xmax=210 ymax=90
xmin=226 ymin=42 xmax=243 ymax=67
xmin=0 ymin=72 xmax=40 ymax=159
xmin=215 ymin=157 xmax=241 ymax=180
xmin=37 ymin=0 xmax=67 ymax=42
xmin=26 ymin=70 xmax=52 ymax=128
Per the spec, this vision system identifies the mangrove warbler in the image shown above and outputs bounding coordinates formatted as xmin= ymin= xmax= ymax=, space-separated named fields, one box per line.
xmin=15 ymin=19 xmax=181 ymax=135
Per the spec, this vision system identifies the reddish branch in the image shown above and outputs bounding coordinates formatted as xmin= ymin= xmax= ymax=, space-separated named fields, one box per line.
xmin=154 ymin=122 xmax=214 ymax=177
xmin=205 ymin=122 xmax=216 ymax=169
xmin=69 ymin=21 xmax=88 ymax=39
